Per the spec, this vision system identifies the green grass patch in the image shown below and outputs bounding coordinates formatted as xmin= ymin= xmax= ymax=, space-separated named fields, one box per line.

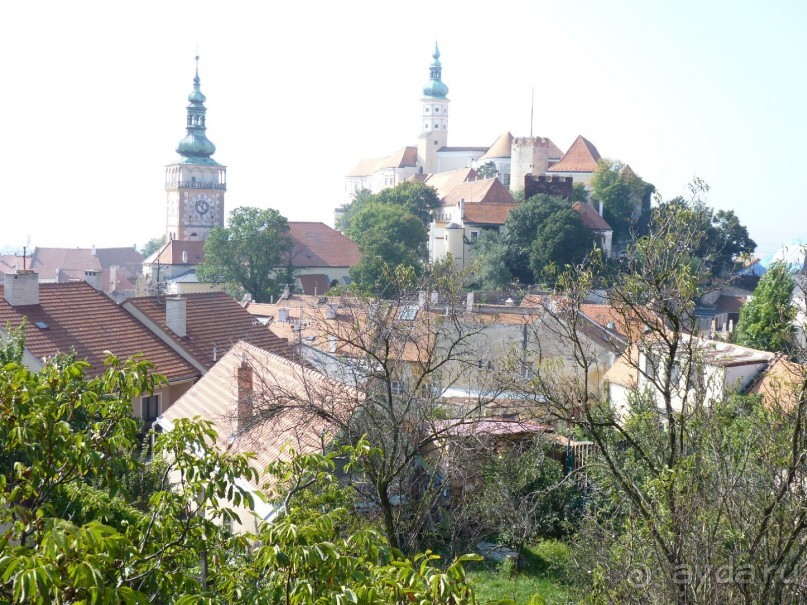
xmin=466 ymin=540 xmax=578 ymax=605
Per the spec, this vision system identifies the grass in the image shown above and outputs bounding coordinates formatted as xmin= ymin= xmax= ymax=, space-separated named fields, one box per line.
xmin=465 ymin=540 xmax=578 ymax=605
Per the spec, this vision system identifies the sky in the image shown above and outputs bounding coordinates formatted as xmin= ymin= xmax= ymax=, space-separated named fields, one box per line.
xmin=0 ymin=1 xmax=804 ymax=260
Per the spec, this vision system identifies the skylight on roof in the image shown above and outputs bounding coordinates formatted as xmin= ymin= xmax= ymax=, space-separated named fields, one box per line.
xmin=397 ymin=305 xmax=419 ymax=321
xmin=34 ymin=321 xmax=48 ymax=329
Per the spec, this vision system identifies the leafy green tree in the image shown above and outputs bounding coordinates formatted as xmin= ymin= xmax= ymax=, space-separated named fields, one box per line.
xmin=476 ymin=160 xmax=499 ymax=179
xmin=335 ymin=188 xmax=374 ymax=233
xmin=347 ymin=202 xmax=427 ymax=295
xmin=339 ymin=182 xmax=441 ymax=234
xmin=653 ymin=187 xmax=755 ymax=277
xmin=197 ymin=206 xmax=294 ymax=303
xmin=139 ymin=234 xmax=166 ymax=258
xmin=470 ymin=229 xmax=513 ymax=289
xmin=590 ymin=159 xmax=654 ymax=242
xmin=571 ymin=182 xmax=588 ymax=203
xmin=529 ymin=206 xmax=595 ymax=281
xmin=503 ymin=194 xmax=593 ymax=284
xmin=530 ymin=194 xmax=807 ymax=605
xmin=735 ymin=262 xmax=796 ymax=353
xmin=0 ymin=320 xmax=26 ymax=366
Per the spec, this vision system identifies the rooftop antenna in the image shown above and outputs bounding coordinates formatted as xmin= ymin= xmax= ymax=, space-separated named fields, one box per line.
xmin=530 ymin=86 xmax=534 ymax=137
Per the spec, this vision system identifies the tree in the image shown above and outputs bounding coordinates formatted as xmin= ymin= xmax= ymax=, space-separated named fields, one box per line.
xmin=470 ymin=229 xmax=513 ymax=290
xmin=347 ymin=202 xmax=427 ymax=295
xmin=476 ymin=161 xmax=499 ymax=180
xmin=339 ymin=181 xmax=441 ymax=236
xmin=529 ymin=205 xmax=595 ymax=281
xmin=502 ymin=194 xmax=594 ymax=284
xmin=653 ymin=188 xmax=756 ymax=277
xmin=590 ymin=159 xmax=654 ymax=242
xmin=526 ymin=193 xmax=807 ymax=605
xmin=735 ymin=261 xmax=796 ymax=354
xmin=197 ymin=206 xmax=294 ymax=303
xmin=0 ymin=350 xmax=259 ymax=603
xmin=139 ymin=234 xmax=166 ymax=258
xmin=243 ymin=264 xmax=506 ymax=553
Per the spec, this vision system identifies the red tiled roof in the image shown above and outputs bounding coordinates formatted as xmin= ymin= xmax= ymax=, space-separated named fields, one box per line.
xmin=0 ymin=281 xmax=198 ymax=381
xmin=461 ymin=203 xmax=517 ymax=226
xmin=152 ymin=240 xmax=206 ymax=266
xmin=287 ymin=222 xmax=360 ymax=268
xmin=419 ymin=168 xmax=477 ymax=199
xmin=125 ymin=292 xmax=292 ymax=370
xmin=298 ymin=274 xmax=330 ymax=296
xmin=573 ymin=202 xmax=612 ymax=231
xmin=441 ymin=178 xmax=516 ymax=206
xmin=479 ymin=132 xmax=514 ymax=160
xmin=161 ymin=341 xmax=359 ymax=475
xmin=380 ymin=146 xmax=418 ymax=169
xmin=547 ymin=135 xmax=602 ymax=173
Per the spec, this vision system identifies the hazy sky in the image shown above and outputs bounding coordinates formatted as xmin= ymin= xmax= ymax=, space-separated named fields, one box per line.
xmin=1 ymin=1 xmax=804 ymax=259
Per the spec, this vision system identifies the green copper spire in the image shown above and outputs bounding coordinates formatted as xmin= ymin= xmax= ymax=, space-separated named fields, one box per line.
xmin=176 ymin=56 xmax=219 ymax=165
xmin=422 ymin=41 xmax=449 ymax=99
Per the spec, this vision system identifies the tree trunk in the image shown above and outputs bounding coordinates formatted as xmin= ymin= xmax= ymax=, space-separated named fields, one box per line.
xmin=378 ymin=484 xmax=399 ymax=550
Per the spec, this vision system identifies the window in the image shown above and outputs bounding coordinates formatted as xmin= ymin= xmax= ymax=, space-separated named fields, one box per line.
xmin=390 ymin=381 xmax=404 ymax=395
xmin=142 ymin=394 xmax=160 ymax=421
xmin=434 ymin=140 xmax=438 ymax=145
xmin=503 ymin=173 xmax=511 ymax=187
xmin=470 ymin=231 xmax=479 ymax=242
xmin=435 ymin=107 xmax=439 ymax=113
xmin=425 ymin=107 xmax=430 ymax=112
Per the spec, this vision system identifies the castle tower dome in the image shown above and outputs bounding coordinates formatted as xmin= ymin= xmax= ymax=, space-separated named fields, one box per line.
xmin=417 ymin=42 xmax=450 ymax=174
xmin=164 ymin=56 xmax=227 ymax=242
xmin=176 ymin=56 xmax=218 ymax=163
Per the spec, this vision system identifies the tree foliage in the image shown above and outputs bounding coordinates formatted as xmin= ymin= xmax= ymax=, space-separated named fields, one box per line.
xmin=347 ymin=203 xmax=427 ymax=295
xmin=476 ymin=161 xmax=499 ymax=180
xmin=502 ymin=194 xmax=594 ymax=284
xmin=0 ymin=337 xmax=522 ymax=604
xmin=735 ymin=262 xmax=796 ymax=354
xmin=196 ymin=206 xmax=294 ymax=303
xmin=528 ymin=192 xmax=807 ymax=605
xmin=139 ymin=235 xmax=166 ymax=258
xmin=590 ymin=159 xmax=654 ymax=242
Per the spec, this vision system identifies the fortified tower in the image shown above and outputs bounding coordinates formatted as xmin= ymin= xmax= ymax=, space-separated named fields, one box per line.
xmin=416 ymin=43 xmax=450 ymax=174
xmin=510 ymin=137 xmax=562 ymax=193
xmin=165 ymin=57 xmax=227 ymax=242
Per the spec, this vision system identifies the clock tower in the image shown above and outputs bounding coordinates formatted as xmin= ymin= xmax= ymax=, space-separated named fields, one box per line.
xmin=165 ymin=56 xmax=226 ymax=241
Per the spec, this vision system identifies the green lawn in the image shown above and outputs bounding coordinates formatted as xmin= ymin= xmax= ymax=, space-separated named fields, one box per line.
xmin=467 ymin=565 xmax=575 ymax=604
xmin=465 ymin=540 xmax=579 ymax=604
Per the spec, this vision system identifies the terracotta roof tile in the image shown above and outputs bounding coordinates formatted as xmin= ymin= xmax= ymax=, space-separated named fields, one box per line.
xmin=440 ymin=178 xmax=516 ymax=206
xmin=747 ymin=356 xmax=805 ymax=411
xmin=298 ymin=274 xmax=330 ymax=296
xmin=287 ymin=222 xmax=361 ymax=268
xmin=547 ymin=135 xmax=602 ymax=173
xmin=379 ymin=146 xmax=418 ymax=169
xmin=0 ymin=281 xmax=198 ymax=381
xmin=461 ymin=203 xmax=517 ymax=225
xmin=479 ymin=132 xmax=514 ymax=160
xmin=153 ymin=240 xmax=206 ymax=266
xmin=419 ymin=168 xmax=477 ymax=199
xmin=125 ymin=292 xmax=292 ymax=369
xmin=573 ymin=202 xmax=612 ymax=231
xmin=160 ymin=341 xmax=359 ymax=476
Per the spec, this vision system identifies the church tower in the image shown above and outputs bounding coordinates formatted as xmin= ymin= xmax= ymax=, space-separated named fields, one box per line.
xmin=417 ymin=42 xmax=450 ymax=174
xmin=165 ymin=57 xmax=226 ymax=242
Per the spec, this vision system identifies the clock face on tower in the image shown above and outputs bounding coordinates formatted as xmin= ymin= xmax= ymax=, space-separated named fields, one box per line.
xmin=191 ymin=193 xmax=214 ymax=217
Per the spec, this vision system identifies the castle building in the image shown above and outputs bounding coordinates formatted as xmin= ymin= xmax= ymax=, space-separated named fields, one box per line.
xmin=343 ymin=43 xmax=621 ymax=269
xmin=165 ymin=57 xmax=226 ymax=242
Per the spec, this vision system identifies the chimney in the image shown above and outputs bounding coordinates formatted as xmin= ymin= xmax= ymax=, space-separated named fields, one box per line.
xmin=4 ymin=271 xmax=39 ymax=306
xmin=237 ymin=355 xmax=253 ymax=431
xmin=91 ymin=244 xmax=96 ymax=257
xmin=182 ymin=250 xmax=188 ymax=264
xmin=598 ymin=200 xmax=604 ymax=217
xmin=84 ymin=269 xmax=102 ymax=291
xmin=166 ymin=296 xmax=187 ymax=337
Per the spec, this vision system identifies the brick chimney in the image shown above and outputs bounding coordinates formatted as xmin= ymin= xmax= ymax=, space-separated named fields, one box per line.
xmin=166 ymin=296 xmax=187 ymax=337
xmin=237 ymin=355 xmax=254 ymax=431
xmin=4 ymin=271 xmax=39 ymax=306
xmin=84 ymin=269 xmax=102 ymax=291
